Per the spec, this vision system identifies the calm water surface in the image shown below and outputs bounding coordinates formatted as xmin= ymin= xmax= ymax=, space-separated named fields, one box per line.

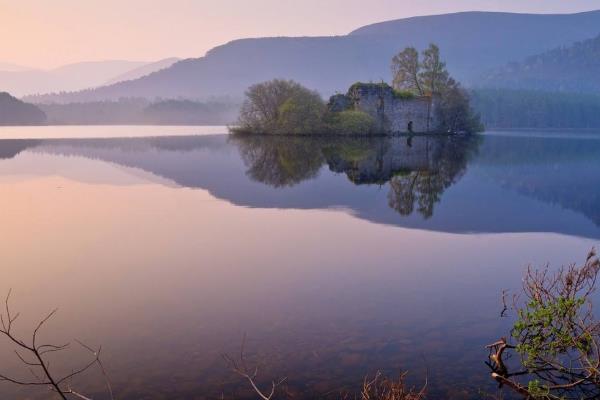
xmin=0 ymin=126 xmax=599 ymax=399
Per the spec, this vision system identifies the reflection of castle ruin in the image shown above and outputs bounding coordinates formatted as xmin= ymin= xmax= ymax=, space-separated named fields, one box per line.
xmin=324 ymin=136 xmax=476 ymax=218
xmin=325 ymin=136 xmax=440 ymax=184
xmin=233 ymin=134 xmax=478 ymax=219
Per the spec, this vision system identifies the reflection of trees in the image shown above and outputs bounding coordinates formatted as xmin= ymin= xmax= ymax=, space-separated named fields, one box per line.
xmin=230 ymin=135 xmax=324 ymax=187
xmin=387 ymin=136 xmax=480 ymax=218
xmin=231 ymin=134 xmax=480 ymax=218
xmin=324 ymin=135 xmax=480 ymax=218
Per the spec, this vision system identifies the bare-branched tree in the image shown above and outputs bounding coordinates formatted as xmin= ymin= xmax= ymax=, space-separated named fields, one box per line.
xmin=0 ymin=290 xmax=113 ymax=400
xmin=487 ymin=248 xmax=600 ymax=399
xmin=222 ymin=334 xmax=287 ymax=400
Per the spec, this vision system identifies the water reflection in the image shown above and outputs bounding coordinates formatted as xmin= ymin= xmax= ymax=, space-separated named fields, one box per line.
xmin=476 ymin=134 xmax=600 ymax=226
xmin=1 ymin=132 xmax=600 ymax=238
xmin=232 ymin=135 xmax=325 ymax=188
xmin=0 ymin=130 xmax=599 ymax=399
xmin=0 ymin=139 xmax=40 ymax=159
xmin=232 ymin=134 xmax=480 ymax=219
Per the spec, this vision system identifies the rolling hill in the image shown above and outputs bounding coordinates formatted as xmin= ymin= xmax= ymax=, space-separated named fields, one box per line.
xmin=0 ymin=92 xmax=46 ymax=125
xmin=103 ymin=58 xmax=180 ymax=85
xmin=0 ymin=59 xmax=179 ymax=97
xmin=27 ymin=10 xmax=600 ymax=103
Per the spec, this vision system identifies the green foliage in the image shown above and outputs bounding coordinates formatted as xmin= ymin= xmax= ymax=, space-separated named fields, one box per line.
xmin=230 ymin=135 xmax=325 ymax=187
xmin=391 ymin=47 xmax=422 ymax=95
xmin=326 ymin=110 xmax=375 ymax=135
xmin=235 ymin=79 xmax=325 ymax=135
xmin=489 ymin=250 xmax=600 ymax=399
xmin=277 ymin=90 xmax=326 ymax=134
xmin=390 ymin=44 xmax=481 ymax=133
xmin=510 ymin=292 xmax=596 ymax=398
xmin=527 ymin=380 xmax=550 ymax=399
xmin=348 ymin=82 xmax=389 ymax=93
xmin=513 ymin=297 xmax=589 ymax=368
xmin=419 ymin=44 xmax=449 ymax=95
xmin=391 ymin=89 xmax=415 ymax=100
xmin=390 ymin=44 xmax=450 ymax=96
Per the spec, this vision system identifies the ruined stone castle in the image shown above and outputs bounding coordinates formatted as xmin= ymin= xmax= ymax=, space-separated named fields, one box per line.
xmin=328 ymin=83 xmax=438 ymax=134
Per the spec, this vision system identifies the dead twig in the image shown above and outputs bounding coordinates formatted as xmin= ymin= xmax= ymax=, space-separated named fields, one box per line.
xmin=0 ymin=289 xmax=110 ymax=400
xmin=222 ymin=333 xmax=286 ymax=400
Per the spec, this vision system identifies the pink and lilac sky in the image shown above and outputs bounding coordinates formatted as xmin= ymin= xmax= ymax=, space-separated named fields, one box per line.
xmin=2 ymin=0 xmax=600 ymax=69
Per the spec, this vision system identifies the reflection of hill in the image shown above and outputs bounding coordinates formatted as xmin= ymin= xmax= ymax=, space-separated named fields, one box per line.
xmin=475 ymin=134 xmax=600 ymax=226
xmin=3 ymin=133 xmax=600 ymax=238
xmin=0 ymin=139 xmax=41 ymax=159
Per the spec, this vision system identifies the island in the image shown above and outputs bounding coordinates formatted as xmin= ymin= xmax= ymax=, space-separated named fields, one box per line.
xmin=232 ymin=44 xmax=483 ymax=136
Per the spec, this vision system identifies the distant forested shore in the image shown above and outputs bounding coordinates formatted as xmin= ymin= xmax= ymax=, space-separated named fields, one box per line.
xmin=471 ymin=89 xmax=600 ymax=130
xmin=4 ymin=88 xmax=600 ymax=130
xmin=37 ymin=98 xmax=240 ymax=125
xmin=0 ymin=92 xmax=239 ymax=126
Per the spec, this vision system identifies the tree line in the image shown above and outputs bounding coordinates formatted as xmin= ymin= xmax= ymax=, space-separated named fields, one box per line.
xmin=471 ymin=88 xmax=600 ymax=129
xmin=37 ymin=98 xmax=240 ymax=125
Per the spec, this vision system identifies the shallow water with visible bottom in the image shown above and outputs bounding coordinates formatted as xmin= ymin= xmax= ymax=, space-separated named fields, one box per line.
xmin=0 ymin=126 xmax=599 ymax=399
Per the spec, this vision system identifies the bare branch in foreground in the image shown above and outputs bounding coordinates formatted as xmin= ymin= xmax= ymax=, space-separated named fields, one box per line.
xmin=222 ymin=333 xmax=286 ymax=400
xmin=0 ymin=290 xmax=111 ymax=400
xmin=224 ymin=334 xmax=428 ymax=400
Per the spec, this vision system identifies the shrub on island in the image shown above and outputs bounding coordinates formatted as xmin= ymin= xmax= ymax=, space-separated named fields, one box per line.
xmin=232 ymin=79 xmax=326 ymax=135
xmin=324 ymin=110 xmax=375 ymax=135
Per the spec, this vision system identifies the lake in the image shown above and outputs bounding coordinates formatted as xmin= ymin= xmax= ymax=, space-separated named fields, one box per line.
xmin=0 ymin=126 xmax=598 ymax=399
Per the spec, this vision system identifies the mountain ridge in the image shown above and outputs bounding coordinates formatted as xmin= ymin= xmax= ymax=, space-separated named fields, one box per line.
xmin=0 ymin=59 xmax=180 ymax=97
xmin=25 ymin=10 xmax=600 ymax=103
xmin=104 ymin=58 xmax=181 ymax=85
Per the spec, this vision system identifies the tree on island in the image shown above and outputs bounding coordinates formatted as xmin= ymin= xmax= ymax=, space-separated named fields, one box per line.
xmin=234 ymin=44 xmax=482 ymax=135
xmin=391 ymin=44 xmax=482 ymax=133
xmin=392 ymin=44 xmax=448 ymax=96
xmin=234 ymin=79 xmax=377 ymax=135
xmin=234 ymin=79 xmax=326 ymax=135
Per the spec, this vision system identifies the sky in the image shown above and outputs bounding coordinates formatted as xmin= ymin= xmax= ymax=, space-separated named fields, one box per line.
xmin=2 ymin=0 xmax=600 ymax=69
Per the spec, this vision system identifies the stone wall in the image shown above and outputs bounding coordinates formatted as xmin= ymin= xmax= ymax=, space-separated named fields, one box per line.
xmin=329 ymin=83 xmax=437 ymax=134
